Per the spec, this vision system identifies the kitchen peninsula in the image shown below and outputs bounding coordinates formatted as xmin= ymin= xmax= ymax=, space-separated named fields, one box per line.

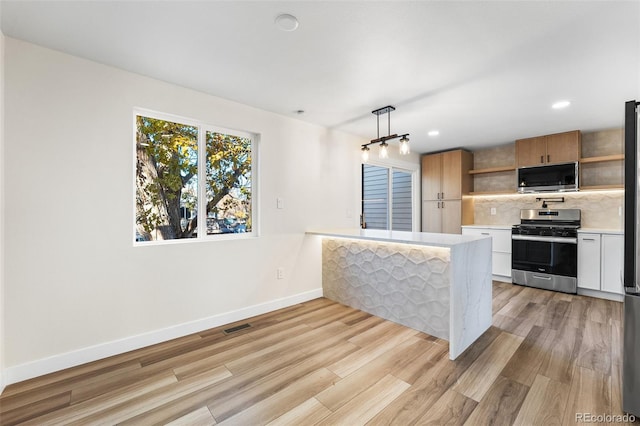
xmin=306 ymin=229 xmax=492 ymax=360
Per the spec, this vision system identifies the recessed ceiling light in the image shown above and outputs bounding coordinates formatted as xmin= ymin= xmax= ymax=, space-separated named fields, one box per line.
xmin=275 ymin=14 xmax=299 ymax=32
xmin=428 ymin=130 xmax=440 ymax=137
xmin=552 ymin=100 xmax=571 ymax=109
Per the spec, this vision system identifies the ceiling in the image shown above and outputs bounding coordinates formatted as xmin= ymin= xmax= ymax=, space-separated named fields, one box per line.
xmin=2 ymin=1 xmax=639 ymax=154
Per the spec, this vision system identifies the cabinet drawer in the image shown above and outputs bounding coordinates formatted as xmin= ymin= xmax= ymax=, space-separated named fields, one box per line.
xmin=462 ymin=228 xmax=511 ymax=253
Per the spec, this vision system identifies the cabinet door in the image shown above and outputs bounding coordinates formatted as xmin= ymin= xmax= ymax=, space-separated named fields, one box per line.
xmin=461 ymin=227 xmax=511 ymax=277
xmin=578 ymin=233 xmax=601 ymax=290
xmin=441 ymin=200 xmax=462 ymax=234
xmin=441 ymin=150 xmax=462 ymax=199
xmin=422 ymin=154 xmax=442 ymax=201
xmin=601 ymin=234 xmax=624 ymax=295
xmin=546 ymin=131 xmax=580 ymax=165
xmin=493 ymin=252 xmax=512 ymax=277
xmin=516 ymin=136 xmax=547 ymax=167
xmin=491 ymin=229 xmax=512 ymax=253
xmin=422 ymin=201 xmax=442 ymax=233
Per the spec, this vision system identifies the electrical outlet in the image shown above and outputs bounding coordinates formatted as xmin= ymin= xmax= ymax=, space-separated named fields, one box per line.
xmin=490 ymin=207 xmax=497 ymax=216
xmin=277 ymin=267 xmax=285 ymax=279
xmin=619 ymin=206 xmax=623 ymax=216
xmin=277 ymin=198 xmax=284 ymax=209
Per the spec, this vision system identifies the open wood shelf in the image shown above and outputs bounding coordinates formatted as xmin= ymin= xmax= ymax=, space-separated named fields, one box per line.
xmin=579 ymin=184 xmax=624 ymax=191
xmin=468 ymin=190 xmax=517 ymax=196
xmin=468 ymin=166 xmax=516 ymax=175
xmin=579 ymin=154 xmax=624 ymax=164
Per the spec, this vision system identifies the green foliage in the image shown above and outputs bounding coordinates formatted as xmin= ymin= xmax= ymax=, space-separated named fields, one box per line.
xmin=206 ymin=131 xmax=252 ymax=219
xmin=135 ymin=116 xmax=198 ymax=240
xmin=135 ymin=115 xmax=252 ymax=241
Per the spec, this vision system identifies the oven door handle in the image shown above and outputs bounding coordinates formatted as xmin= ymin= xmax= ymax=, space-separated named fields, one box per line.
xmin=532 ymin=275 xmax=553 ymax=280
xmin=511 ymin=235 xmax=577 ymax=244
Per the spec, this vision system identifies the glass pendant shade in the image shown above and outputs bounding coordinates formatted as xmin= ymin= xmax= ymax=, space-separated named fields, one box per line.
xmin=361 ymin=146 xmax=370 ymax=162
xmin=379 ymin=142 xmax=389 ymax=159
xmin=399 ymin=136 xmax=410 ymax=155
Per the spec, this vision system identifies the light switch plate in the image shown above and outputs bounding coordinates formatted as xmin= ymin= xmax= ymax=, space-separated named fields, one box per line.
xmin=277 ymin=198 xmax=284 ymax=209
xmin=490 ymin=207 xmax=497 ymax=216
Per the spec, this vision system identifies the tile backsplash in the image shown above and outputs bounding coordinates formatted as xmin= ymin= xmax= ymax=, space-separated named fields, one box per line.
xmin=471 ymin=190 xmax=624 ymax=229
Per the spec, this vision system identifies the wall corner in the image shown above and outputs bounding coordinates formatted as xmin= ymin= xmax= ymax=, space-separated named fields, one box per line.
xmin=0 ymin=3 xmax=7 ymax=396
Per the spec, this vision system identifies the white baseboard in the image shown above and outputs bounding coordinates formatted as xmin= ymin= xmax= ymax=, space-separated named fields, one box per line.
xmin=492 ymin=275 xmax=512 ymax=283
xmin=4 ymin=288 xmax=323 ymax=386
xmin=0 ymin=371 xmax=5 ymax=395
xmin=577 ymin=288 xmax=624 ymax=302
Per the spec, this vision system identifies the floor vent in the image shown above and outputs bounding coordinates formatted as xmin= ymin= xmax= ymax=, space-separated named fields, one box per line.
xmin=223 ymin=323 xmax=252 ymax=335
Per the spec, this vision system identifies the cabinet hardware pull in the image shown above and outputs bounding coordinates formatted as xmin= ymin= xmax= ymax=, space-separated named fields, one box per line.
xmin=540 ymin=155 xmax=544 ymax=163
xmin=582 ymin=238 xmax=596 ymax=241
xmin=532 ymin=275 xmax=552 ymax=280
xmin=547 ymin=155 xmax=550 ymax=162
xmin=442 ymin=201 xmax=445 ymax=208
xmin=481 ymin=232 xmax=490 ymax=235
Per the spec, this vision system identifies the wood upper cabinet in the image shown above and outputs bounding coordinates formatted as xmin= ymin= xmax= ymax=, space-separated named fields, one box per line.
xmin=441 ymin=150 xmax=463 ymax=199
xmin=422 ymin=153 xmax=442 ymax=200
xmin=421 ymin=149 xmax=471 ymax=200
xmin=516 ymin=130 xmax=581 ymax=167
xmin=546 ymin=131 xmax=581 ymax=164
xmin=515 ymin=136 xmax=546 ymax=167
xmin=421 ymin=149 xmax=473 ymax=234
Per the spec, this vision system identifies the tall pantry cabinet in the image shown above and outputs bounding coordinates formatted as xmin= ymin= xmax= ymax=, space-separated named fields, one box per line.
xmin=421 ymin=149 xmax=474 ymax=234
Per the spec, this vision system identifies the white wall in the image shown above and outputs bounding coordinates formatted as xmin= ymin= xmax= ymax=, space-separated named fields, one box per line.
xmin=0 ymin=3 xmax=6 ymax=394
xmin=2 ymin=38 xmax=389 ymax=383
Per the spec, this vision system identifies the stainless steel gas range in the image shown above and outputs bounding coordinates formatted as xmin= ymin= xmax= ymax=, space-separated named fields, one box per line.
xmin=511 ymin=208 xmax=581 ymax=294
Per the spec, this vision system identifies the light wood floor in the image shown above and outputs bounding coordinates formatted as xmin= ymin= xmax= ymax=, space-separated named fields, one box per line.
xmin=0 ymin=282 xmax=637 ymax=425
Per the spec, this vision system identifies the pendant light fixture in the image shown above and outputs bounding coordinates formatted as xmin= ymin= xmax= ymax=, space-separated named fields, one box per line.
xmin=361 ymin=105 xmax=410 ymax=162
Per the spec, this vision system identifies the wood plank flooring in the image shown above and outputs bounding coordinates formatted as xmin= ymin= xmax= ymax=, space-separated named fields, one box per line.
xmin=1 ymin=282 xmax=637 ymax=425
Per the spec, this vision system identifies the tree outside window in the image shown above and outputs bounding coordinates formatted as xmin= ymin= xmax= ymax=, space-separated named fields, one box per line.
xmin=135 ymin=113 xmax=254 ymax=242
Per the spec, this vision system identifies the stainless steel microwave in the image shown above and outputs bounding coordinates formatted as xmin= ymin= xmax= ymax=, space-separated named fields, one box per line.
xmin=517 ymin=162 xmax=578 ymax=193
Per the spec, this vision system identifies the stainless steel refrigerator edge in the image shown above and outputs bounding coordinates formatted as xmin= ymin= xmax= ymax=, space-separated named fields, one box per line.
xmin=623 ymin=99 xmax=640 ymax=417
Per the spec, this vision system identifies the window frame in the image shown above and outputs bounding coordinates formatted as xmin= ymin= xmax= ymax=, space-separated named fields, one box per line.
xmin=133 ymin=108 xmax=259 ymax=246
xmin=361 ymin=157 xmax=420 ymax=232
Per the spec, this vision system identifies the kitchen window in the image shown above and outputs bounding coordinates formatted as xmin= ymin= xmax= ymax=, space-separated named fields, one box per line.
xmin=135 ymin=110 xmax=256 ymax=243
xmin=361 ymin=163 xmax=417 ymax=231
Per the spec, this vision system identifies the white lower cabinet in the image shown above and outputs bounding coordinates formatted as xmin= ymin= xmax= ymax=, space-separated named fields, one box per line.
xmin=601 ymin=234 xmax=624 ymax=294
xmin=578 ymin=231 xmax=624 ymax=296
xmin=578 ymin=233 xmax=601 ymax=291
xmin=461 ymin=226 xmax=511 ymax=280
xmin=493 ymin=252 xmax=512 ymax=277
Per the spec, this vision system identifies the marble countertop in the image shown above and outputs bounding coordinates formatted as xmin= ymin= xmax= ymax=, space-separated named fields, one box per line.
xmin=461 ymin=224 xmax=513 ymax=230
xmin=306 ymin=229 xmax=490 ymax=248
xmin=578 ymin=228 xmax=624 ymax=235
xmin=463 ymin=224 xmax=624 ymax=235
